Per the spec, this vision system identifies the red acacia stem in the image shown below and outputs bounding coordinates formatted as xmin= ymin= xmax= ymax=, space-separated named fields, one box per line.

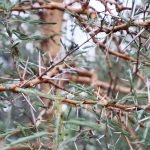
xmin=0 ymin=66 xmax=140 ymax=94
xmin=0 ymin=2 xmax=149 ymax=65
xmin=62 ymin=98 xmax=150 ymax=112
xmin=0 ymin=2 xmax=149 ymax=28
xmin=76 ymin=15 xmax=150 ymax=66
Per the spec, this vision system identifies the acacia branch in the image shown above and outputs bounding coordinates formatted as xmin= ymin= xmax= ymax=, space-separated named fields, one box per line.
xmin=0 ymin=66 xmax=136 ymax=94
xmin=75 ymin=15 xmax=150 ymax=66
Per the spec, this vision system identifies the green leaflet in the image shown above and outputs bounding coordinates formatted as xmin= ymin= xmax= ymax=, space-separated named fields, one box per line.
xmin=2 ymin=132 xmax=50 ymax=150
xmin=64 ymin=118 xmax=104 ymax=132
xmin=15 ymin=87 xmax=55 ymax=100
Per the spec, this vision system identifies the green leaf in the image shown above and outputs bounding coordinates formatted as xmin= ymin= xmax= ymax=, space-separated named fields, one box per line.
xmin=29 ymin=20 xmax=57 ymax=25
xmin=12 ymin=30 xmax=49 ymax=41
xmin=11 ymin=16 xmax=57 ymax=25
xmin=0 ymin=0 xmax=15 ymax=11
xmin=15 ymin=88 xmax=55 ymax=100
xmin=0 ymin=2 xmax=5 ymax=9
xmin=2 ymin=132 xmax=50 ymax=150
xmin=64 ymin=118 xmax=104 ymax=132
xmin=61 ymin=137 xmax=77 ymax=146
